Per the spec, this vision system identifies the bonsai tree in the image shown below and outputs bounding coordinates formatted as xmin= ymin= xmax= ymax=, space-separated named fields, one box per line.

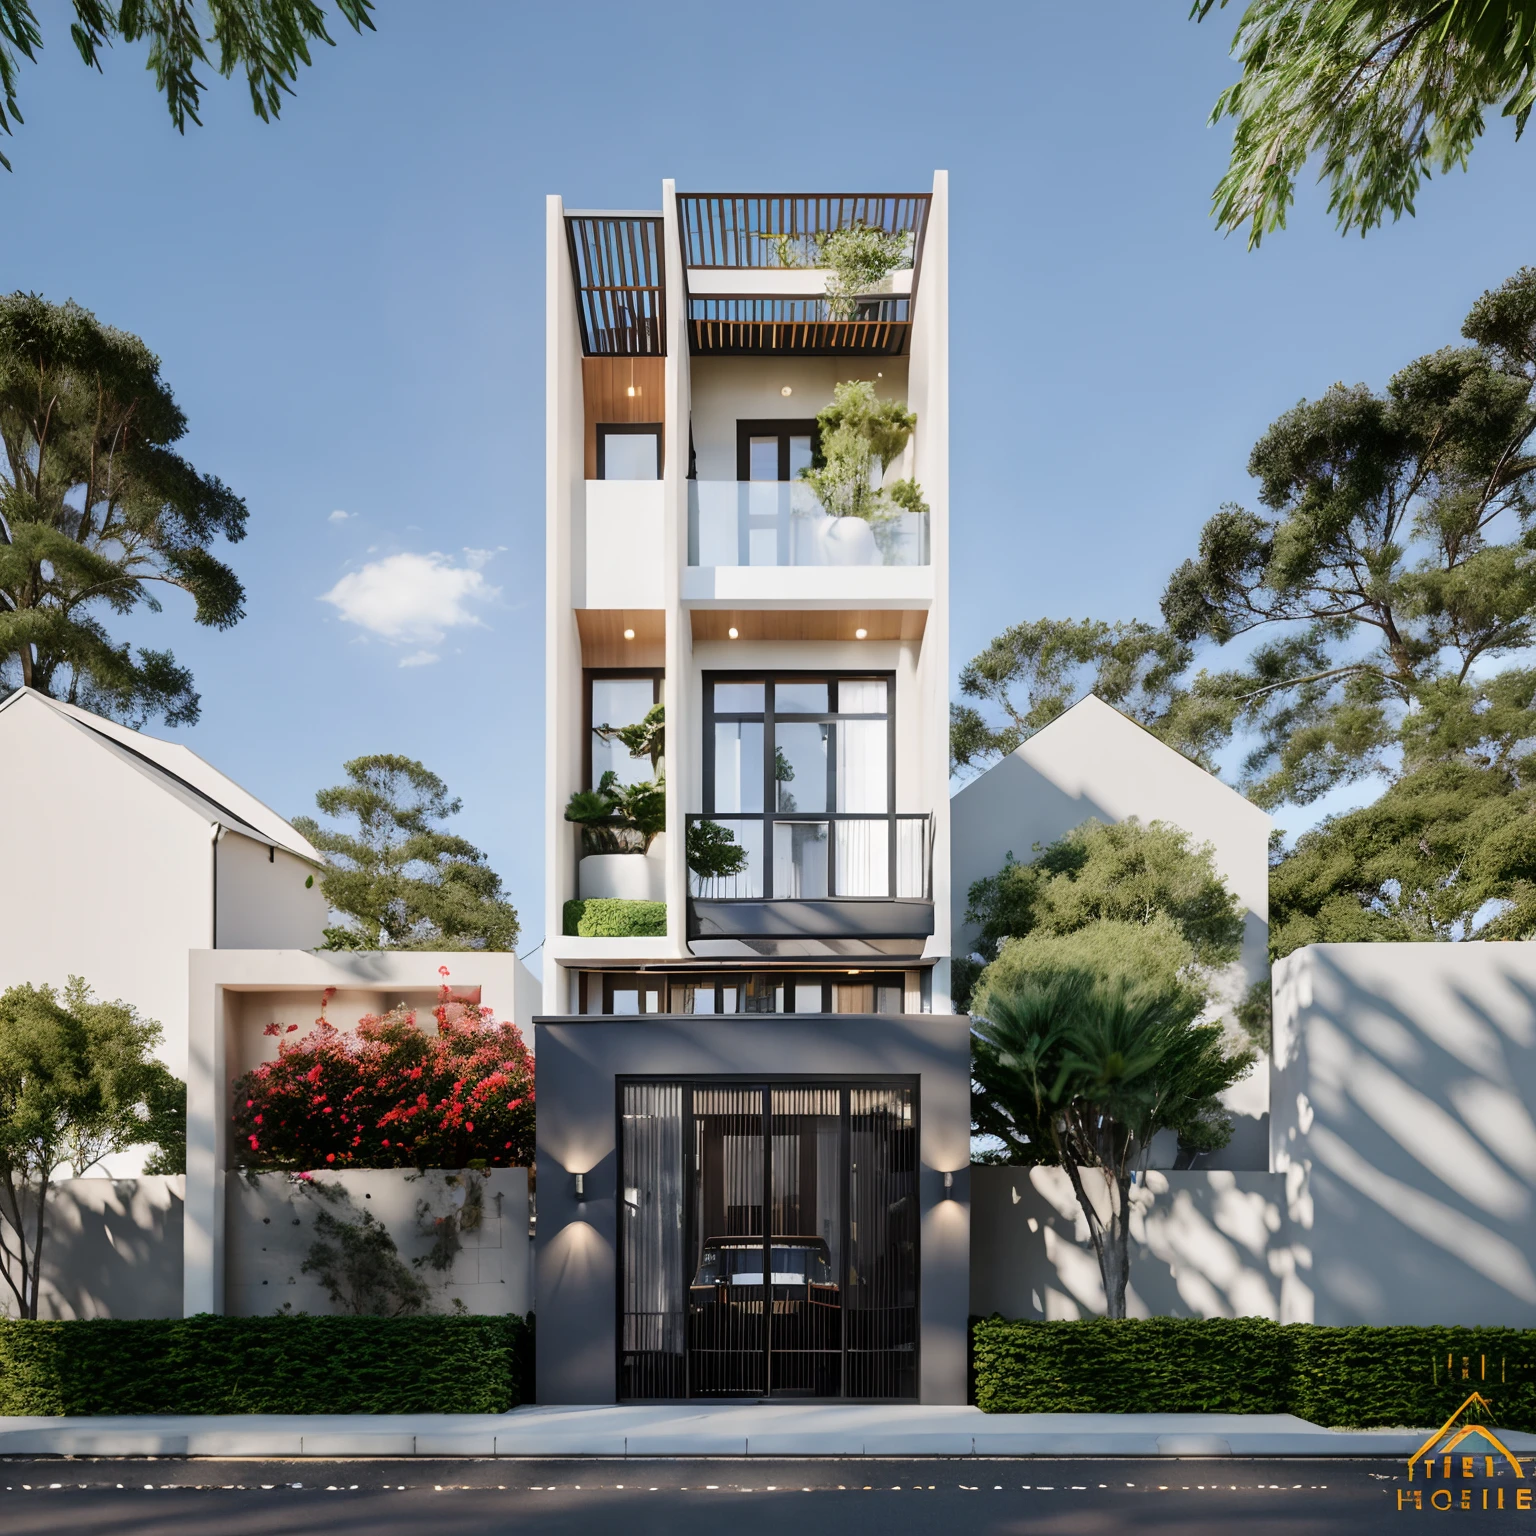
xmin=972 ymin=964 xmax=1253 ymax=1319
xmin=593 ymin=702 xmax=664 ymax=773
xmin=799 ymin=379 xmax=926 ymax=525
xmin=564 ymin=770 xmax=666 ymax=853
xmin=0 ymin=979 xmax=184 ymax=1318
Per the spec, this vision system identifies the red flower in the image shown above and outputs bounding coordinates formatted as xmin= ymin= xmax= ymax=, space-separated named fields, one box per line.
xmin=325 ymin=1153 xmax=336 ymax=1163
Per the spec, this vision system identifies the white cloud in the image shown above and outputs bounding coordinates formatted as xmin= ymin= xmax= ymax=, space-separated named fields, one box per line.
xmin=320 ymin=551 xmax=499 ymax=645
xmin=398 ymin=650 xmax=440 ymax=668
xmin=328 ymin=509 xmax=352 ymax=523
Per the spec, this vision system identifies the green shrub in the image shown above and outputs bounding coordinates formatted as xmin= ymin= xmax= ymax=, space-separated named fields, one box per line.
xmin=562 ymin=898 xmax=667 ymax=938
xmin=974 ymin=1317 xmax=1288 ymax=1414
xmin=973 ymin=1317 xmax=1536 ymax=1429
xmin=0 ymin=1314 xmax=530 ymax=1416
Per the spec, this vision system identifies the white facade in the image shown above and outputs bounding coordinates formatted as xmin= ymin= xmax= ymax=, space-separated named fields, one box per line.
xmin=950 ymin=694 xmax=1272 ymax=1166
xmin=0 ymin=688 xmax=328 ymax=1079
xmin=543 ymin=178 xmax=951 ymax=1015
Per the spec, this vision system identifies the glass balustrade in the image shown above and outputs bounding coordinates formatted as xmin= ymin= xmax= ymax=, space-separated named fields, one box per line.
xmin=687 ymin=814 xmax=932 ymax=901
xmin=688 ymin=482 xmax=929 ymax=568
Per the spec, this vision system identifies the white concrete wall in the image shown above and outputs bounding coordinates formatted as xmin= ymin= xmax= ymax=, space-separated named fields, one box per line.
xmin=0 ymin=692 xmax=214 ymax=1080
xmin=971 ymin=1164 xmax=1291 ymax=1322
xmin=226 ymin=1168 xmax=531 ymax=1317
xmin=1273 ymin=941 xmax=1536 ymax=1326
xmin=584 ymin=480 xmax=665 ymax=609
xmin=952 ymin=693 xmax=1272 ymax=1165
xmin=215 ymin=830 xmax=329 ymax=950
xmin=186 ymin=949 xmax=537 ymax=1317
xmin=0 ymin=1176 xmax=184 ymax=1321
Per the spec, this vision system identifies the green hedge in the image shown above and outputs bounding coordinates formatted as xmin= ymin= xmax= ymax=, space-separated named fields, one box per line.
xmin=562 ymin=898 xmax=667 ymax=938
xmin=974 ymin=1318 xmax=1536 ymax=1429
xmin=0 ymin=1314 xmax=531 ymax=1416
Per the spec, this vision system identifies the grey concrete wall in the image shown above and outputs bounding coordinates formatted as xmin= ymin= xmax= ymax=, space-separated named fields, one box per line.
xmin=226 ymin=1169 xmax=531 ymax=1317
xmin=971 ymin=1165 xmax=1291 ymax=1321
xmin=534 ymin=1014 xmax=972 ymax=1405
xmin=0 ymin=1177 xmax=183 ymax=1320
xmin=1274 ymin=942 xmax=1536 ymax=1327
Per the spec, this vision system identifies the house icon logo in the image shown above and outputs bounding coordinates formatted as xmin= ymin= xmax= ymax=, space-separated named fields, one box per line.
xmin=1399 ymin=1389 xmax=1528 ymax=1513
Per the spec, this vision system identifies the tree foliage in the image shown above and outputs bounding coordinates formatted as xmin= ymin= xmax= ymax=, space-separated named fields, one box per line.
xmin=0 ymin=0 xmax=375 ymax=170
xmin=0 ymin=293 xmax=249 ymax=725
xmin=0 ymin=978 xmax=183 ymax=1317
xmin=1195 ymin=0 xmax=1536 ymax=246
xmin=299 ymin=1203 xmax=430 ymax=1317
xmin=294 ymin=755 xmax=519 ymax=952
xmin=798 ymin=379 xmax=925 ymax=524
xmin=1162 ymin=265 xmax=1536 ymax=809
xmin=972 ymin=971 xmax=1253 ymax=1316
xmin=959 ymin=817 xmax=1246 ymax=1017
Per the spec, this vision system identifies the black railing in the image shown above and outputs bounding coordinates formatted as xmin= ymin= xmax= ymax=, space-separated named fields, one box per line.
xmin=687 ymin=295 xmax=912 ymax=357
xmin=566 ymin=214 xmax=666 ymax=357
xmin=676 ymin=194 xmax=930 ymax=270
xmin=686 ymin=813 xmax=932 ymax=903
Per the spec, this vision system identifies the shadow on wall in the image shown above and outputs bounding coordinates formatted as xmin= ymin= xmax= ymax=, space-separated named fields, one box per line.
xmin=970 ymin=1164 xmax=1290 ymax=1322
xmin=1275 ymin=945 xmax=1536 ymax=1328
xmin=0 ymin=1177 xmax=184 ymax=1320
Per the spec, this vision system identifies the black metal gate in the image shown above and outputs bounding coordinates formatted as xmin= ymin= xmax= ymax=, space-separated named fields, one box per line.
xmin=619 ymin=1079 xmax=918 ymax=1400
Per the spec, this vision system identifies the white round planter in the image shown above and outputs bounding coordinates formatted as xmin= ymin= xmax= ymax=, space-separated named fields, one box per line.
xmin=579 ymin=851 xmax=664 ymax=901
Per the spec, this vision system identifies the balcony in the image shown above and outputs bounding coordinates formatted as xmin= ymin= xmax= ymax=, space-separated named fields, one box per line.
xmin=685 ymin=812 xmax=933 ymax=943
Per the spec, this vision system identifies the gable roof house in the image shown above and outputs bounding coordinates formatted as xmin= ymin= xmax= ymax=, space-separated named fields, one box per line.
xmin=950 ymin=693 xmax=1272 ymax=1169
xmin=0 ymin=689 xmax=328 ymax=1085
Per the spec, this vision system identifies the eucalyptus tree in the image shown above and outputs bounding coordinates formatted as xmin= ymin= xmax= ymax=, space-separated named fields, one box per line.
xmin=0 ymin=0 xmax=376 ymax=170
xmin=1195 ymin=0 xmax=1536 ymax=246
xmin=0 ymin=293 xmax=248 ymax=725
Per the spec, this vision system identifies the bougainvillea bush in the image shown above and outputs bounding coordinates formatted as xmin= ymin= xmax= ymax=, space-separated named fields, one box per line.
xmin=231 ymin=973 xmax=534 ymax=1169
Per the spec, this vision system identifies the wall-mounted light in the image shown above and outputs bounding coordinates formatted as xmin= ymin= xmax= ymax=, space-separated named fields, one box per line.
xmin=854 ymin=628 xmax=868 ymax=640
xmin=627 ymin=384 xmax=639 ymax=398
xmin=727 ymin=627 xmax=739 ymax=639
xmin=623 ymin=628 xmax=635 ymax=640
xmin=781 ymin=386 xmax=793 ymax=397
xmin=624 ymin=1186 xmax=639 ymax=1210
xmin=574 ymin=1172 xmax=586 ymax=1201
xmin=943 ymin=1171 xmax=954 ymax=1199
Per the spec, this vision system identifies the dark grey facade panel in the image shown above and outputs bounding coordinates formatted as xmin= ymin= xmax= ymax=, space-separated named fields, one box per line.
xmin=688 ymin=898 xmax=936 ymax=941
xmin=533 ymin=1014 xmax=971 ymax=1405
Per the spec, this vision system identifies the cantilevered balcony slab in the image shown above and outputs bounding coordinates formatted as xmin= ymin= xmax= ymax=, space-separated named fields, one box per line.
xmin=682 ymin=564 xmax=933 ymax=609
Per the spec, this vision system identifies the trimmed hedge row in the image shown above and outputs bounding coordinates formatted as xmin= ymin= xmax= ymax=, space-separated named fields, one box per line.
xmin=0 ymin=1314 xmax=532 ymax=1416
xmin=974 ymin=1318 xmax=1536 ymax=1429
xmin=562 ymin=898 xmax=667 ymax=938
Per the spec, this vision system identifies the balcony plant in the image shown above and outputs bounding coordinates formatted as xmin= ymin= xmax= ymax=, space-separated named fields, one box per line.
xmin=686 ymin=819 xmax=749 ymax=881
xmin=771 ymin=223 xmax=913 ymax=322
xmin=564 ymin=769 xmax=665 ymax=854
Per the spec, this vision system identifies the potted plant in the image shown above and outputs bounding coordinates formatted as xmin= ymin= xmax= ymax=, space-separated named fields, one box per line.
xmin=771 ymin=223 xmax=913 ymax=322
xmin=566 ymin=703 xmax=667 ymax=901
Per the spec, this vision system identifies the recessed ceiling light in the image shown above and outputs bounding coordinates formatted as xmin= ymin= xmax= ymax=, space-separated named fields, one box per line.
xmin=781 ymin=386 xmax=793 ymax=397
xmin=855 ymin=627 xmax=868 ymax=639
xmin=623 ymin=628 xmax=635 ymax=640
xmin=727 ymin=627 xmax=739 ymax=639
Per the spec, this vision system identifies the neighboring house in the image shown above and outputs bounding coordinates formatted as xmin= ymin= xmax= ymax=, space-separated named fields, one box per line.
xmin=536 ymin=176 xmax=972 ymax=1404
xmin=0 ymin=687 xmax=328 ymax=1083
xmin=949 ymin=693 xmax=1272 ymax=1169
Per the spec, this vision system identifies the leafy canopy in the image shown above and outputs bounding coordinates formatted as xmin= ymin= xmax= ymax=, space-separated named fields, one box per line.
xmin=798 ymin=379 xmax=925 ymax=524
xmin=960 ymin=817 xmax=1246 ymax=1017
xmin=294 ymin=755 xmax=520 ymax=952
xmin=1195 ymin=0 xmax=1536 ymax=246
xmin=0 ymin=0 xmax=375 ymax=170
xmin=0 ymin=978 xmax=183 ymax=1317
xmin=1161 ymin=265 xmax=1536 ymax=809
xmin=0 ymin=293 xmax=249 ymax=725
xmin=972 ymin=970 xmax=1253 ymax=1316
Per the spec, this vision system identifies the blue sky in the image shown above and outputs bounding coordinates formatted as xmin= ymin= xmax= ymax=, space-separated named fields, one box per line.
xmin=7 ymin=0 xmax=1536 ymax=967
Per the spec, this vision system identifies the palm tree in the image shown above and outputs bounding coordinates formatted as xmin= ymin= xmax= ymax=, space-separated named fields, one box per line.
xmin=972 ymin=971 xmax=1253 ymax=1318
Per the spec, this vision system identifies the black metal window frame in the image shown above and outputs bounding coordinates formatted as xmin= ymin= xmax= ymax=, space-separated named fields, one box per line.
xmin=583 ymin=970 xmax=908 ymax=1015
xmin=595 ymin=422 xmax=664 ymax=480
xmin=615 ymin=1072 xmax=921 ymax=1403
xmin=703 ymin=670 xmax=897 ymax=900
xmin=734 ymin=419 xmax=821 ymax=481
xmin=583 ymin=668 xmax=663 ymax=792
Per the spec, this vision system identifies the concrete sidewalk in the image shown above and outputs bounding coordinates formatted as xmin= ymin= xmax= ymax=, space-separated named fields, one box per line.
xmin=3 ymin=1403 xmax=1532 ymax=1458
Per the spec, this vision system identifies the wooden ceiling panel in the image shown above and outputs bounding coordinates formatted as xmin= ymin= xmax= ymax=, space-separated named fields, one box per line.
xmin=576 ymin=609 xmax=666 ymax=668
xmin=689 ymin=609 xmax=926 ymax=644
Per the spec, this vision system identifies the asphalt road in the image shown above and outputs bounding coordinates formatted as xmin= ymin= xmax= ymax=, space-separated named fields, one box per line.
xmin=0 ymin=1456 xmax=1501 ymax=1534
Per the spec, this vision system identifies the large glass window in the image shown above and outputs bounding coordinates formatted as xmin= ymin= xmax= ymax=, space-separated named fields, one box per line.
xmin=737 ymin=420 xmax=818 ymax=481
xmin=698 ymin=674 xmax=894 ymax=900
xmin=588 ymin=672 xmax=661 ymax=789
xmin=598 ymin=424 xmax=662 ymax=480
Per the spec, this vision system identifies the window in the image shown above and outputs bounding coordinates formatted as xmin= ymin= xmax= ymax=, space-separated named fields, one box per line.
xmin=586 ymin=671 xmax=662 ymax=789
xmin=576 ymin=970 xmax=912 ymax=1016
xmin=736 ymin=420 xmax=818 ymax=482
xmin=701 ymin=674 xmax=894 ymax=900
xmin=598 ymin=423 xmax=662 ymax=480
